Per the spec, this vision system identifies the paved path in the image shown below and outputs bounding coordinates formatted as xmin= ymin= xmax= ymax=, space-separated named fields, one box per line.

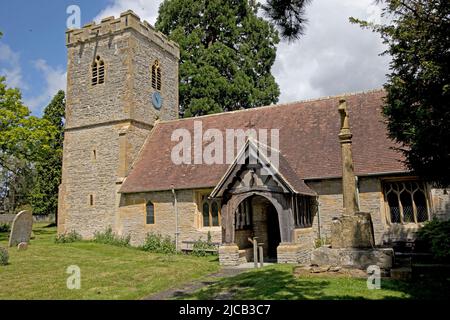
xmin=143 ymin=267 xmax=248 ymax=300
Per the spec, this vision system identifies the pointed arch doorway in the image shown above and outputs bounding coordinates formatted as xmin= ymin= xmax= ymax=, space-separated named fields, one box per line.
xmin=234 ymin=194 xmax=281 ymax=262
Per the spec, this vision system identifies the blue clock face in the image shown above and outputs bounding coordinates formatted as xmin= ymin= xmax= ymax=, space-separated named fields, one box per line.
xmin=152 ymin=91 xmax=162 ymax=110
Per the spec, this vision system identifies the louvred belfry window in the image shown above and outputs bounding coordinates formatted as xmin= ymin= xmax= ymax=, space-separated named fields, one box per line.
xmin=92 ymin=56 xmax=105 ymax=86
xmin=151 ymin=60 xmax=161 ymax=91
xmin=383 ymin=180 xmax=430 ymax=224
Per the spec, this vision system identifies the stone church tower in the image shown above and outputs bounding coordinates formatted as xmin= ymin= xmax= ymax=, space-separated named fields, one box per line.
xmin=58 ymin=11 xmax=180 ymax=236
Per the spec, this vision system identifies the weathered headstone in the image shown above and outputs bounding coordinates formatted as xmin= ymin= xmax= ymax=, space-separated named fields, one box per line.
xmin=8 ymin=210 xmax=33 ymax=247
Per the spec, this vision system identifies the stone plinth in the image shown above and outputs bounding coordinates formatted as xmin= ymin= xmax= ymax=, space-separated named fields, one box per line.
xmin=219 ymin=244 xmax=240 ymax=266
xmin=277 ymin=242 xmax=313 ymax=264
xmin=331 ymin=212 xmax=375 ymax=248
xmin=311 ymin=246 xmax=394 ymax=270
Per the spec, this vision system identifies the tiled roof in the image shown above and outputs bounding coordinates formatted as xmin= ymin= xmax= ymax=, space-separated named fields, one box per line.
xmin=120 ymin=90 xmax=407 ymax=193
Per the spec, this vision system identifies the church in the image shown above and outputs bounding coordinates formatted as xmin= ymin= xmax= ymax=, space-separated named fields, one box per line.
xmin=58 ymin=10 xmax=450 ymax=266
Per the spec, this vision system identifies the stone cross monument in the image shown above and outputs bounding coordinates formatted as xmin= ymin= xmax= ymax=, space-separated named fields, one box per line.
xmin=311 ymin=98 xmax=394 ymax=271
xmin=338 ymin=99 xmax=360 ymax=216
xmin=331 ymin=99 xmax=375 ymax=249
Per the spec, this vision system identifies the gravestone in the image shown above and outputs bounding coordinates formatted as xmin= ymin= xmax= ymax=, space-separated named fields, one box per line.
xmin=8 ymin=210 xmax=33 ymax=247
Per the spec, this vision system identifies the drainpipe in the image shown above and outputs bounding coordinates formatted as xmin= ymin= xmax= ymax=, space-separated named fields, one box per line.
xmin=355 ymin=176 xmax=361 ymax=210
xmin=317 ymin=201 xmax=321 ymax=240
xmin=171 ymin=185 xmax=179 ymax=252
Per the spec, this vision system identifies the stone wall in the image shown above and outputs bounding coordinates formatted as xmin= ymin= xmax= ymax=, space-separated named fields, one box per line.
xmin=307 ymin=177 xmax=450 ymax=246
xmin=59 ymin=11 xmax=180 ymax=236
xmin=235 ymin=229 xmax=252 ymax=250
xmin=60 ymin=125 xmax=121 ymax=237
xmin=252 ymin=197 xmax=269 ymax=257
xmin=117 ymin=189 xmax=221 ymax=246
xmin=308 ymin=177 xmax=389 ymax=245
xmin=219 ymin=244 xmax=240 ymax=266
xmin=65 ymin=11 xmax=179 ymax=130
xmin=430 ymin=188 xmax=450 ymax=221
xmin=277 ymin=241 xmax=313 ymax=264
xmin=278 ymin=227 xmax=315 ymax=264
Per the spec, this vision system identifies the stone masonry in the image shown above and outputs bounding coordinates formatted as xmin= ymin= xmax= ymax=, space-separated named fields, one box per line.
xmin=58 ymin=10 xmax=179 ymax=237
xmin=117 ymin=190 xmax=221 ymax=246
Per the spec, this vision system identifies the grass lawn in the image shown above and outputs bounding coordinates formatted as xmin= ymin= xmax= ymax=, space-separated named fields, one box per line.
xmin=0 ymin=223 xmax=219 ymax=300
xmin=2 ymin=224 xmax=449 ymax=300
xmin=179 ymin=264 xmax=450 ymax=300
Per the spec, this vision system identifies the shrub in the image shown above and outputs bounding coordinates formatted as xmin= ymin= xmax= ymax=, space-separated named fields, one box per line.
xmin=0 ymin=223 xmax=10 ymax=233
xmin=54 ymin=230 xmax=82 ymax=244
xmin=417 ymin=219 xmax=450 ymax=261
xmin=192 ymin=239 xmax=217 ymax=257
xmin=93 ymin=227 xmax=130 ymax=247
xmin=141 ymin=233 xmax=176 ymax=254
xmin=0 ymin=247 xmax=8 ymax=266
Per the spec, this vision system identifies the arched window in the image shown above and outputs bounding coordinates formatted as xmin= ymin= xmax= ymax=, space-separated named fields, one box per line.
xmin=146 ymin=201 xmax=155 ymax=225
xmin=211 ymin=201 xmax=219 ymax=227
xmin=151 ymin=60 xmax=161 ymax=91
xmin=198 ymin=193 xmax=221 ymax=228
xmin=92 ymin=55 xmax=105 ymax=86
xmin=202 ymin=201 xmax=210 ymax=227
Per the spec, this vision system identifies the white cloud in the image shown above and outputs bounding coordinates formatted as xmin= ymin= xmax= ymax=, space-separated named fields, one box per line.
xmin=24 ymin=59 xmax=66 ymax=113
xmin=0 ymin=42 xmax=26 ymax=89
xmin=93 ymin=0 xmax=162 ymax=25
xmin=94 ymin=0 xmax=389 ymax=103
xmin=273 ymin=0 xmax=390 ymax=102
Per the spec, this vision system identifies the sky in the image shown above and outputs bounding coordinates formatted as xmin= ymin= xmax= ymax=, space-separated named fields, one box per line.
xmin=0 ymin=0 xmax=390 ymax=115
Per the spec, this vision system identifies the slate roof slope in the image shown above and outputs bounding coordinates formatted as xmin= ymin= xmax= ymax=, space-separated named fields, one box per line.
xmin=120 ymin=90 xmax=407 ymax=193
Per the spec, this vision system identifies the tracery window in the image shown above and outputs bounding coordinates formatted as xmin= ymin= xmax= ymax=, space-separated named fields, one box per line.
xmin=200 ymin=195 xmax=220 ymax=227
xmin=383 ymin=180 xmax=430 ymax=224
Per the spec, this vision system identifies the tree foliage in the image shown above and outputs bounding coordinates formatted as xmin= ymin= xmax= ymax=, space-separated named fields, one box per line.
xmin=0 ymin=77 xmax=55 ymax=214
xmin=30 ymin=90 xmax=65 ymax=217
xmin=261 ymin=0 xmax=311 ymax=41
xmin=156 ymin=0 xmax=280 ymax=117
xmin=351 ymin=0 xmax=450 ymax=187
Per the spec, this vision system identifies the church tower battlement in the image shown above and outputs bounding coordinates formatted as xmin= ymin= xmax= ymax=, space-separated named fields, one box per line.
xmin=58 ymin=10 xmax=179 ymax=236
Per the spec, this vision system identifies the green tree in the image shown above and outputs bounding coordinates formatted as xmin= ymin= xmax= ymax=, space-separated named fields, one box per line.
xmin=0 ymin=77 xmax=55 ymax=214
xmin=0 ymin=157 xmax=35 ymax=214
xmin=351 ymin=0 xmax=450 ymax=187
xmin=30 ymin=90 xmax=65 ymax=219
xmin=0 ymin=77 xmax=54 ymax=171
xmin=156 ymin=0 xmax=280 ymax=117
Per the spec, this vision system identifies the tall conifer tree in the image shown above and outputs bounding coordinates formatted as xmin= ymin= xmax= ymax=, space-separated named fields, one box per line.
xmin=156 ymin=0 xmax=280 ymax=117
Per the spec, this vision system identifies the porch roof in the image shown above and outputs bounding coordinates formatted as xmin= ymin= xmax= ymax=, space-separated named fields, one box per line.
xmin=209 ymin=139 xmax=317 ymax=197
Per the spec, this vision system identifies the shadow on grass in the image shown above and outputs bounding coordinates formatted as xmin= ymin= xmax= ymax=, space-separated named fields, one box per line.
xmin=178 ymin=268 xmax=330 ymax=300
xmin=44 ymin=222 xmax=57 ymax=228
xmin=178 ymin=267 xmax=450 ymax=300
xmin=378 ymin=277 xmax=450 ymax=300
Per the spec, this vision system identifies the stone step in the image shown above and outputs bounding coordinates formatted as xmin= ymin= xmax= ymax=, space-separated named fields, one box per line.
xmin=395 ymin=252 xmax=435 ymax=265
xmin=390 ymin=267 xmax=412 ymax=280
